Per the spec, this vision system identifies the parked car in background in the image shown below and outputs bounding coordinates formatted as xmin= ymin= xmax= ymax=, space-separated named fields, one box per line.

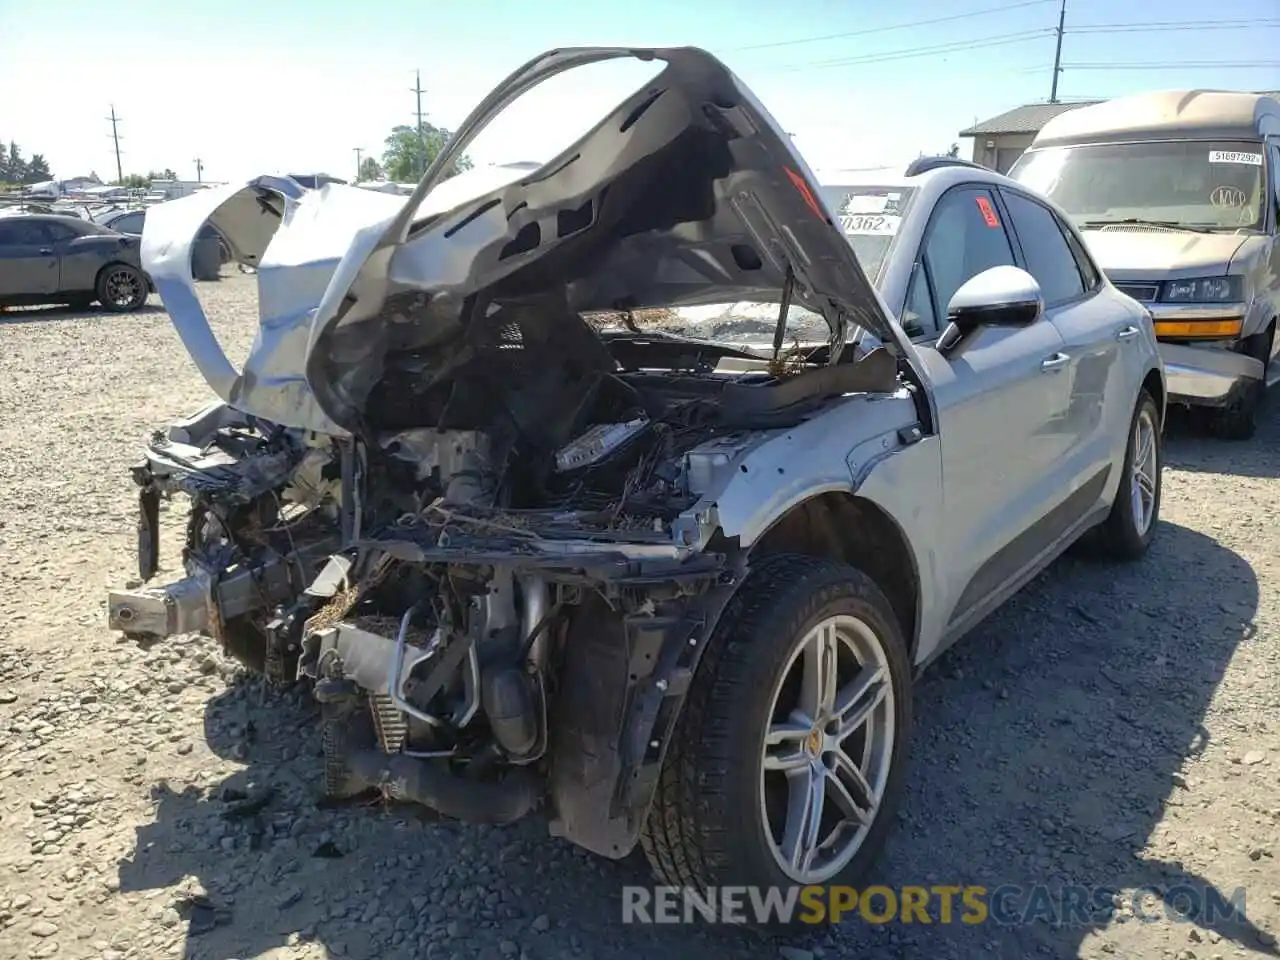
xmin=1009 ymin=90 xmax=1280 ymax=439
xmin=93 ymin=207 xmax=227 ymax=282
xmin=107 ymin=48 xmax=1165 ymax=905
xmin=0 ymin=213 xmax=151 ymax=312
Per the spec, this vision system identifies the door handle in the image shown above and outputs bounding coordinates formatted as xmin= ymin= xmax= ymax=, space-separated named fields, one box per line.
xmin=1041 ymin=352 xmax=1070 ymax=371
xmin=38 ymin=247 xmax=53 ymax=255
xmin=1116 ymin=325 xmax=1140 ymax=340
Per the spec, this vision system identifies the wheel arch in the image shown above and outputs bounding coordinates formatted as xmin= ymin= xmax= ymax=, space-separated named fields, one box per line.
xmin=1142 ymin=364 xmax=1166 ymax=426
xmin=94 ymin=259 xmax=142 ymax=288
xmin=746 ymin=490 xmax=922 ymax=661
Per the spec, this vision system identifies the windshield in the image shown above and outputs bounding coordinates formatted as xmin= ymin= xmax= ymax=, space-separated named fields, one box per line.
xmin=1009 ymin=140 xmax=1266 ymax=231
xmin=603 ymin=185 xmax=915 ymax=350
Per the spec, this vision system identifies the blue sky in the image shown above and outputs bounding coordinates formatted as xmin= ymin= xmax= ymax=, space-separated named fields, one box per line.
xmin=0 ymin=0 xmax=1276 ymax=184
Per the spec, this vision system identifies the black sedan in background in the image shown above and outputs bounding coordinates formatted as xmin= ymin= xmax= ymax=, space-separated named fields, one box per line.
xmin=93 ymin=208 xmax=227 ymax=282
xmin=0 ymin=214 xmax=152 ymax=312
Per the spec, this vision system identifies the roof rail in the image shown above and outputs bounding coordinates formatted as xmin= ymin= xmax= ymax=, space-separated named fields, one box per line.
xmin=904 ymin=155 xmax=989 ymax=177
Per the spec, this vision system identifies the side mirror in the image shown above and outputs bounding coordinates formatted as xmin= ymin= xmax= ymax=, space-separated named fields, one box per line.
xmin=936 ymin=265 xmax=1044 ymax=355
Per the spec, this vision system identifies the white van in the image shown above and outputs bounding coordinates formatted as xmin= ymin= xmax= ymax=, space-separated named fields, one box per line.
xmin=1009 ymin=90 xmax=1280 ymax=438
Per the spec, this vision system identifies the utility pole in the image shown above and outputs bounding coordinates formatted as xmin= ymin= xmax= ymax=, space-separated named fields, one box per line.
xmin=107 ymin=105 xmax=124 ymax=185
xmin=1049 ymin=0 xmax=1067 ymax=104
xmin=354 ymin=147 xmax=363 ymax=181
xmin=193 ymin=158 xmax=204 ymax=182
xmin=411 ymin=69 xmax=427 ymax=177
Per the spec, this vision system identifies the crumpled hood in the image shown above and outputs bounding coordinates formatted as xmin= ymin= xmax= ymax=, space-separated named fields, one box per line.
xmin=143 ymin=47 xmax=903 ymax=437
xmin=1081 ymin=228 xmax=1250 ymax=282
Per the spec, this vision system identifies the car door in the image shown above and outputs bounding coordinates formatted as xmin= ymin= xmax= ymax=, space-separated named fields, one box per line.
xmin=904 ymin=184 xmax=1073 ymax=630
xmin=998 ymin=187 xmax=1124 ymax=494
xmin=0 ymin=219 xmax=59 ymax=296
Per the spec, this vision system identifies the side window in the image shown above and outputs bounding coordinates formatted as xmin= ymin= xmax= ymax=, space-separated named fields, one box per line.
xmin=1001 ymin=190 xmax=1086 ymax=305
xmin=0 ymin=220 xmax=50 ymax=245
xmin=43 ymin=221 xmax=77 ymax=242
xmin=1056 ymin=213 xmax=1100 ymax=290
xmin=112 ymin=213 xmax=144 ymax=234
xmin=920 ymin=186 xmax=1017 ymax=319
xmin=902 ymin=262 xmax=938 ymax=337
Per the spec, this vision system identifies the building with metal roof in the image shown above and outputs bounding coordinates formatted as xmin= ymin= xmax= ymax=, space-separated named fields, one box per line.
xmin=959 ymin=90 xmax=1280 ymax=174
xmin=958 ymin=101 xmax=1102 ymax=173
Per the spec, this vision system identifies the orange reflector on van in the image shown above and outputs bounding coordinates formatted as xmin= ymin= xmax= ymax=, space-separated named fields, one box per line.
xmin=1154 ymin=319 xmax=1242 ymax=339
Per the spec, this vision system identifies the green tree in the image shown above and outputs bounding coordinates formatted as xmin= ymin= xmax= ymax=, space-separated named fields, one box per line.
xmin=357 ymin=156 xmax=383 ymax=182
xmin=25 ymin=154 xmax=51 ymax=182
xmin=3 ymin=141 xmax=26 ymax=183
xmin=381 ymin=123 xmax=472 ymax=183
xmin=122 ymin=174 xmax=149 ymax=188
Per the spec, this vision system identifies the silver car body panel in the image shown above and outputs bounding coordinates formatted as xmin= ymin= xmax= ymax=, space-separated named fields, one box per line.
xmin=142 ymin=46 xmax=910 ymax=437
xmin=136 ymin=55 xmax=1164 ymax=671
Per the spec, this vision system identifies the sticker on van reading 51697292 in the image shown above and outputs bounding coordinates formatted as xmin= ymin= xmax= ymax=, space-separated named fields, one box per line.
xmin=1209 ymin=150 xmax=1262 ymax=166
xmin=840 ymin=214 xmax=901 ymax=235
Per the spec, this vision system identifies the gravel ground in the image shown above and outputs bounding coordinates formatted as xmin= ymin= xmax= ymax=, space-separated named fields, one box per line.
xmin=0 ymin=273 xmax=1278 ymax=960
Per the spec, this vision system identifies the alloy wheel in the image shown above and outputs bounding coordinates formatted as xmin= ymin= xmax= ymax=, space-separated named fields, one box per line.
xmin=760 ymin=614 xmax=895 ymax=884
xmin=104 ymin=268 xmax=142 ymax=309
xmin=1129 ymin=406 xmax=1159 ymax=536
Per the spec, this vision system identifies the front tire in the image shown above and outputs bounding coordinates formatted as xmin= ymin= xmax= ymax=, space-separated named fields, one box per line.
xmin=96 ymin=263 xmax=148 ymax=313
xmin=640 ymin=554 xmax=913 ymax=911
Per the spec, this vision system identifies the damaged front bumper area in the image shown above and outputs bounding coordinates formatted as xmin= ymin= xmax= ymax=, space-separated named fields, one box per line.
xmin=107 ymin=400 xmax=345 ymax=677
xmin=1159 ymin=341 xmax=1265 ymax=408
xmin=292 ymin=506 xmax=740 ymax=856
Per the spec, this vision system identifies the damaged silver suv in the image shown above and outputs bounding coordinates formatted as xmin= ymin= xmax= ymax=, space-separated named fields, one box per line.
xmin=107 ymin=48 xmax=1165 ymax=895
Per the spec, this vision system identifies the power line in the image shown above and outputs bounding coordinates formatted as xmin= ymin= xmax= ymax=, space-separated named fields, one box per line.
xmin=727 ymin=0 xmax=1056 ymax=52
xmin=1071 ymin=18 xmax=1280 ymax=32
xmin=769 ymin=30 xmax=1053 ymax=73
xmin=1062 ymin=60 xmax=1280 ymax=70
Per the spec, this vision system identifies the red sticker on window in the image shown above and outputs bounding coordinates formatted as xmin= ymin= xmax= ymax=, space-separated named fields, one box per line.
xmin=975 ymin=195 xmax=1000 ymax=228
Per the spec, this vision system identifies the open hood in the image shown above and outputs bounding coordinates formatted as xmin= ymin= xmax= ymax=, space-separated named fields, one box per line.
xmin=142 ymin=47 xmax=903 ymax=437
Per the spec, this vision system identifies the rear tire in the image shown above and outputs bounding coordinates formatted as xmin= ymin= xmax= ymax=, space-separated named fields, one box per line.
xmin=1094 ymin=389 xmax=1162 ymax=560
xmin=95 ymin=263 xmax=148 ymax=313
xmin=640 ymin=554 xmax=913 ymax=922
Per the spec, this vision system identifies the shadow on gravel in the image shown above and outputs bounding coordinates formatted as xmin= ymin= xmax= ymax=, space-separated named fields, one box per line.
xmin=0 ymin=302 xmax=167 ymax=324
xmin=1162 ymin=396 xmax=1280 ymax=479
xmin=115 ymin=528 xmax=1266 ymax=960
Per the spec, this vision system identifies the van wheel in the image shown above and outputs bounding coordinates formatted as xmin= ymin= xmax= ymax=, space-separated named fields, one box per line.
xmin=640 ymin=554 xmax=912 ymax=916
xmin=1211 ymin=382 xmax=1260 ymax=441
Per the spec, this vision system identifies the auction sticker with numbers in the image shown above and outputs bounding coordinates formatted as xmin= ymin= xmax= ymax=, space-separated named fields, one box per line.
xmin=840 ymin=213 xmax=901 ymax=235
xmin=1209 ymin=150 xmax=1262 ymax=166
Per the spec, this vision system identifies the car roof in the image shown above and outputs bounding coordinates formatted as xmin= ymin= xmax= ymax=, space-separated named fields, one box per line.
xmin=829 ymin=159 xmax=1020 ymax=195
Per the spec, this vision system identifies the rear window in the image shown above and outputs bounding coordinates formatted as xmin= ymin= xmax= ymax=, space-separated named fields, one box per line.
xmin=819 ymin=185 xmax=917 ymax=283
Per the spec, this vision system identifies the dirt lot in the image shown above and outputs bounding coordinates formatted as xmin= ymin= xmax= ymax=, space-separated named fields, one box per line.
xmin=0 ymin=273 xmax=1278 ymax=960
